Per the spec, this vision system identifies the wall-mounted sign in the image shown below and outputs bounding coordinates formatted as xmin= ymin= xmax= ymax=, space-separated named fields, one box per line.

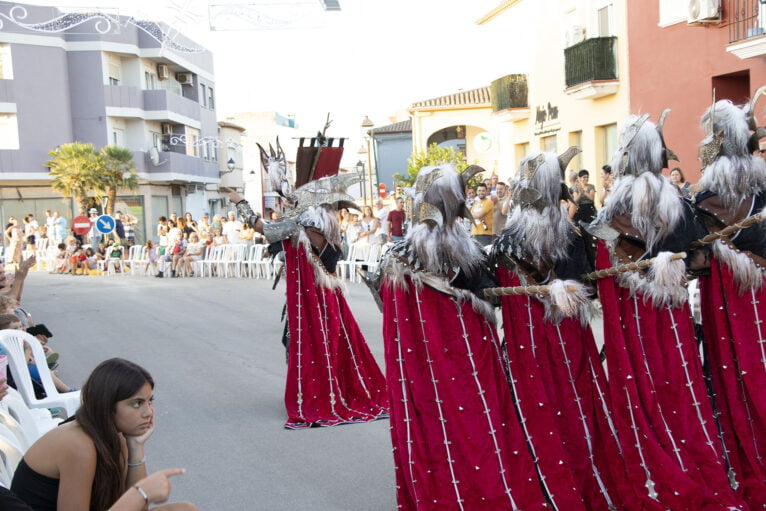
xmin=473 ymin=132 xmax=493 ymax=152
xmin=534 ymin=102 xmax=561 ymax=136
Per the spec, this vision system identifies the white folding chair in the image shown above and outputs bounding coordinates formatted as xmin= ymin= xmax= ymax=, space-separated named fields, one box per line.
xmin=223 ymin=244 xmax=248 ymax=278
xmin=199 ymin=246 xmax=224 ymax=278
xmin=0 ymin=330 xmax=80 ymax=418
xmin=336 ymin=243 xmax=359 ymax=280
xmin=243 ymin=244 xmax=264 ymax=278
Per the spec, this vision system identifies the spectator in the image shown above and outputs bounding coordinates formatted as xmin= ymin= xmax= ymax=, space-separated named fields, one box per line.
xmin=156 ymin=216 xmax=169 ymax=241
xmin=107 ymin=241 xmax=124 ymax=273
xmin=52 ymin=211 xmax=67 ymax=245
xmin=598 ymin=165 xmax=613 ymax=207
xmin=4 ymin=217 xmax=23 ymax=265
xmin=470 ymin=183 xmax=493 ymax=246
xmin=114 ymin=211 xmax=126 ymax=243
xmin=489 ymin=174 xmax=499 ymax=196
xmin=144 ymin=240 xmax=158 ymax=276
xmin=210 ymin=214 xmax=222 ymax=232
xmin=183 ymin=212 xmax=198 ymax=235
xmin=570 ymin=169 xmax=597 ymax=224
xmin=68 ymin=243 xmax=86 ymax=275
xmin=80 ymin=247 xmax=98 ymax=274
xmin=387 ymin=198 xmax=407 ymax=242
xmin=223 ymin=211 xmax=242 ymax=243
xmin=345 ymin=214 xmax=361 ymax=244
xmin=239 ymin=224 xmax=255 ymax=244
xmin=87 ymin=208 xmax=101 ymax=248
xmin=44 ymin=210 xmax=56 ymax=244
xmin=373 ymin=199 xmax=389 ymax=245
xmin=121 ymin=212 xmax=138 ymax=247
xmin=166 ymin=220 xmax=181 ymax=246
xmin=465 ymin=187 xmax=477 ymax=209
xmin=357 ymin=205 xmax=379 ymax=245
xmin=212 ymin=228 xmax=226 ymax=246
xmin=669 ymin=167 xmax=693 ymax=199
xmin=197 ymin=214 xmax=211 ymax=238
xmin=23 ymin=214 xmax=38 ymax=255
xmin=181 ymin=233 xmax=203 ymax=276
xmin=52 ymin=243 xmax=68 ymax=274
xmin=493 ymin=181 xmax=508 ymax=237
xmin=269 ymin=210 xmax=281 ymax=221
xmin=167 ymin=235 xmax=186 ymax=278
xmin=11 ymin=358 xmax=156 ymax=511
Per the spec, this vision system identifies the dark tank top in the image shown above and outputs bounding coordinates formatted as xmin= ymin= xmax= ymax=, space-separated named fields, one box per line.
xmin=11 ymin=458 xmax=59 ymax=511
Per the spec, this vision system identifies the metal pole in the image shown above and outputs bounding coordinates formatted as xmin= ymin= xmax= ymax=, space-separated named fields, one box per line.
xmin=366 ymin=137 xmax=374 ymax=205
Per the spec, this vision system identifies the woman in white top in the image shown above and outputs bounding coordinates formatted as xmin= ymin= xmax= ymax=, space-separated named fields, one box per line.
xmin=357 ymin=206 xmax=379 ymax=244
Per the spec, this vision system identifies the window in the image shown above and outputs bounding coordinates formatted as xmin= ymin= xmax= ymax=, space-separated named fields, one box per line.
xmin=210 ymin=141 xmax=218 ymax=162
xmin=145 ymin=72 xmax=156 ymax=90
xmin=597 ymin=4 xmax=613 ymax=37
xmin=0 ymin=44 xmax=13 ymax=80
xmin=0 ymin=114 xmax=19 ymax=149
xmin=202 ymin=139 xmax=209 ymax=160
xmin=514 ymin=142 xmax=529 ymax=167
xmin=596 ymin=123 xmax=617 ymax=168
xmin=112 ymin=128 xmax=124 ymax=146
xmin=186 ymin=127 xmax=200 ymax=157
xmin=658 ymin=0 xmax=687 ymax=27
xmin=152 ymin=132 xmax=161 ymax=149
xmin=541 ymin=135 xmax=558 ymax=153
xmin=208 ymin=87 xmax=215 ymax=109
xmin=107 ymin=57 xmax=121 ymax=86
xmin=200 ymin=84 xmax=207 ymax=107
xmin=109 ymin=77 xmax=120 ymax=86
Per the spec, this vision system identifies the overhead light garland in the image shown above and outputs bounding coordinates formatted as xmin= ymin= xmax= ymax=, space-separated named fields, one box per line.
xmin=168 ymin=134 xmax=243 ymax=148
xmin=0 ymin=4 xmax=203 ymax=53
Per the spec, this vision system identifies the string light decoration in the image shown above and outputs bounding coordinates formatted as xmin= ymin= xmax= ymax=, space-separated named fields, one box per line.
xmin=0 ymin=4 xmax=203 ymax=53
xmin=168 ymin=134 xmax=242 ymax=148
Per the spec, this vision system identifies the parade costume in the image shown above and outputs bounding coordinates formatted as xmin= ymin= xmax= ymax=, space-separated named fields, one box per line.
xmin=695 ymin=93 xmax=766 ymax=506
xmin=590 ymin=112 xmax=746 ymax=510
xmin=238 ymin=138 xmax=388 ymax=429
xmin=491 ymin=149 xmax=631 ymax=510
xmin=378 ymin=165 xmax=548 ymax=510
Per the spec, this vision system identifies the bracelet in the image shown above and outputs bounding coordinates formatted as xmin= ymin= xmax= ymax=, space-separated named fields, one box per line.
xmin=127 ymin=456 xmax=146 ymax=467
xmin=134 ymin=485 xmax=149 ymax=503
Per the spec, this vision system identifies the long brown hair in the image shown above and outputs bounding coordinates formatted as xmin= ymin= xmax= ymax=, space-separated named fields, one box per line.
xmin=76 ymin=358 xmax=154 ymax=511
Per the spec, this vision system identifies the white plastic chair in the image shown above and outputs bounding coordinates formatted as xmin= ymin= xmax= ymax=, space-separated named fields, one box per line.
xmin=243 ymin=244 xmax=265 ymax=278
xmin=0 ymin=330 xmax=81 ymax=418
xmin=223 ymin=244 xmax=248 ymax=278
xmin=199 ymin=245 xmax=225 ymax=278
xmin=336 ymin=243 xmax=359 ymax=280
xmin=0 ymin=423 xmax=24 ymax=487
xmin=1 ymin=388 xmax=60 ymax=444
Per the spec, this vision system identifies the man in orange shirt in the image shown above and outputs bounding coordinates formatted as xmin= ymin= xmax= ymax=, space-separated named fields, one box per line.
xmin=470 ymin=183 xmax=493 ymax=246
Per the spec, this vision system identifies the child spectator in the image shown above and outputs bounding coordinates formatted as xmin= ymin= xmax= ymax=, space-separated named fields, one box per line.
xmin=144 ymin=240 xmax=158 ymax=276
xmin=53 ymin=243 xmax=68 ymax=274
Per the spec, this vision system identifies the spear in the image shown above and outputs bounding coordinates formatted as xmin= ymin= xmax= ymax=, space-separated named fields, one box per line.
xmin=691 ymin=209 xmax=766 ymax=248
xmin=484 ymin=252 xmax=687 ymax=297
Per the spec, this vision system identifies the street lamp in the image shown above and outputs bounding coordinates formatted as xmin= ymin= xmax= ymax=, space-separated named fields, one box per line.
xmin=356 ymin=160 xmax=366 ymax=204
xmin=220 ymin=157 xmax=235 ymax=176
xmin=361 ymin=116 xmax=375 ymax=206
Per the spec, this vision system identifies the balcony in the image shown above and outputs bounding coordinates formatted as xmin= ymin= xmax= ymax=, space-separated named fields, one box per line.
xmin=103 ymin=86 xmax=202 ymax=125
xmin=727 ymin=0 xmax=766 ymax=58
xmin=103 ymin=85 xmax=143 ymax=110
xmin=564 ymin=37 xmax=619 ymax=100
xmin=143 ymin=90 xmax=201 ymax=122
xmin=141 ymin=150 xmax=219 ymax=182
xmin=490 ymin=74 xmax=530 ymax=122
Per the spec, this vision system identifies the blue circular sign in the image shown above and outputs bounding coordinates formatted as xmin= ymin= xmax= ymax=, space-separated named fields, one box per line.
xmin=95 ymin=215 xmax=116 ymax=234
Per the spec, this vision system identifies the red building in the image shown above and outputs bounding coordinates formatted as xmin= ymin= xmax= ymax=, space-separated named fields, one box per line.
xmin=627 ymin=0 xmax=766 ymax=182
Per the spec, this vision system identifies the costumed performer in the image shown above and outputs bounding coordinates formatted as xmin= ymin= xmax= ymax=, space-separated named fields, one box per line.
xmin=490 ymin=148 xmax=634 ymax=510
xmin=588 ymin=111 xmax=746 ymax=510
xmin=376 ymin=164 xmax=548 ymax=510
xmin=228 ymin=140 xmax=388 ymax=430
xmin=694 ymin=90 xmax=766 ymax=507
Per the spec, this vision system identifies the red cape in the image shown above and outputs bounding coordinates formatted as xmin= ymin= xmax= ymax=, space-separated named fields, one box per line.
xmin=282 ymin=239 xmax=388 ymax=428
xmin=381 ymin=274 xmax=547 ymax=510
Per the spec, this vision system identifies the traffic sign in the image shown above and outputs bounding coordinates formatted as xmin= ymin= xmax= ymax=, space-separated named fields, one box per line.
xmin=379 ymin=183 xmax=387 ymax=198
xmin=71 ymin=215 xmax=91 ymax=235
xmin=95 ymin=215 xmax=116 ymax=234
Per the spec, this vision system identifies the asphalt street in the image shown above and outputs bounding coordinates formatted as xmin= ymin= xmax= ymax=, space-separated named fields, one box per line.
xmin=23 ymin=271 xmax=396 ymax=511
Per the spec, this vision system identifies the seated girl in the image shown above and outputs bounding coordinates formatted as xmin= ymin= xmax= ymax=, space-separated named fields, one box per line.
xmin=11 ymin=358 xmax=156 ymax=511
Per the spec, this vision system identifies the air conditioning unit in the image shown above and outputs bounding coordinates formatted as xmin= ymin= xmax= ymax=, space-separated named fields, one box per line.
xmin=157 ymin=64 xmax=169 ymax=80
xmin=688 ymin=0 xmax=720 ymax=23
xmin=176 ymin=72 xmax=193 ymax=85
xmin=161 ymin=123 xmax=173 ymax=136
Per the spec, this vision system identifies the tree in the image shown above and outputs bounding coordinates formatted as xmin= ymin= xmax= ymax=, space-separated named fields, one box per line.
xmin=100 ymin=145 xmax=138 ymax=215
xmin=46 ymin=142 xmax=105 ymax=215
xmin=394 ymin=143 xmax=477 ymax=187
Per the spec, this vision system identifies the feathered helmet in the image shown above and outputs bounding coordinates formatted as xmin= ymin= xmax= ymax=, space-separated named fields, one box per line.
xmin=698 ymin=86 xmax=766 ymax=169
xmin=258 ymin=137 xmax=360 ymax=219
xmin=407 ymin=164 xmax=484 ymax=228
xmin=510 ymin=147 xmax=581 ymax=211
xmin=612 ymin=110 xmax=678 ymax=177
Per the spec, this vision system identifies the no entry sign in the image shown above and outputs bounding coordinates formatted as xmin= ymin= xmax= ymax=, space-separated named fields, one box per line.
xmin=71 ymin=215 xmax=91 ymax=235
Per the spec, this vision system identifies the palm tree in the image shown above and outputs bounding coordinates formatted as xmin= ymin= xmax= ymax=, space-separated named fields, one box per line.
xmin=100 ymin=146 xmax=138 ymax=215
xmin=46 ymin=142 xmax=105 ymax=215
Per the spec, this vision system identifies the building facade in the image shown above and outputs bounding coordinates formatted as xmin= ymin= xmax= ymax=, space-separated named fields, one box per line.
xmin=0 ymin=2 xmax=220 ymax=243
xmin=627 ymin=0 xmax=766 ymax=182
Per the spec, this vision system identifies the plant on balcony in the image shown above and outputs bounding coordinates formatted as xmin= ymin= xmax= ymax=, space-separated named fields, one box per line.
xmin=101 ymin=146 xmax=138 ymax=215
xmin=395 ymin=143 xmax=478 ymax=188
xmin=491 ymin=74 xmax=528 ymax=112
xmin=46 ymin=142 xmax=104 ymax=215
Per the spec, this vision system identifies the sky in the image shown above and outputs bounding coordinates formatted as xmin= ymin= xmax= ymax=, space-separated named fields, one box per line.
xmin=19 ymin=0 xmax=533 ymax=161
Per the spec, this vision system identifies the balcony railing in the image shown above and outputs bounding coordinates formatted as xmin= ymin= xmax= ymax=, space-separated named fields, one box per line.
xmin=728 ymin=0 xmax=765 ymax=43
xmin=490 ymin=74 xmax=528 ymax=112
xmin=564 ymin=37 xmax=617 ymax=89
